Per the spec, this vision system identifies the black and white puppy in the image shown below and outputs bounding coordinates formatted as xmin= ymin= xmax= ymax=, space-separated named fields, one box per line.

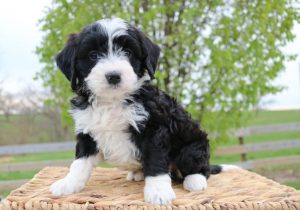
xmin=50 ymin=18 xmax=236 ymax=205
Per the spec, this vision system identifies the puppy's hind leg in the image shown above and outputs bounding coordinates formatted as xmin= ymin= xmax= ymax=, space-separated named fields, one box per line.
xmin=127 ymin=170 xmax=144 ymax=181
xmin=174 ymin=140 xmax=210 ymax=192
xmin=50 ymin=133 xmax=100 ymax=196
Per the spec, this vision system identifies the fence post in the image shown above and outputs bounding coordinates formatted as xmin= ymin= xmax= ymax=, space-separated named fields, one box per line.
xmin=238 ymin=136 xmax=247 ymax=161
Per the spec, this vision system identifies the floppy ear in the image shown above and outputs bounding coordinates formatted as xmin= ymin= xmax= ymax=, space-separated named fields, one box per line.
xmin=138 ymin=31 xmax=160 ymax=79
xmin=56 ymin=33 xmax=78 ymax=90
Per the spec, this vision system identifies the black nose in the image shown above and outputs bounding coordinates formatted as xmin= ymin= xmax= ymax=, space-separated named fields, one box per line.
xmin=105 ymin=72 xmax=121 ymax=85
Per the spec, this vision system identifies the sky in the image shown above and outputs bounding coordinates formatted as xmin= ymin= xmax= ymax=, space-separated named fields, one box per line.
xmin=0 ymin=0 xmax=299 ymax=109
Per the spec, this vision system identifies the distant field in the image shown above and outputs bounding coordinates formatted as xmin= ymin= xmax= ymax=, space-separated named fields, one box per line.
xmin=213 ymin=109 xmax=300 ymax=147
xmin=0 ymin=114 xmax=69 ymax=145
xmin=0 ymin=109 xmax=299 ymax=197
xmin=210 ymin=110 xmax=300 ymax=167
xmin=247 ymin=109 xmax=300 ymax=126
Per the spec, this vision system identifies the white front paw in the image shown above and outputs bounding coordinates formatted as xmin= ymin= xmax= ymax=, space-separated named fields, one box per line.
xmin=50 ymin=177 xmax=85 ymax=196
xmin=144 ymin=174 xmax=176 ymax=205
xmin=183 ymin=174 xmax=207 ymax=191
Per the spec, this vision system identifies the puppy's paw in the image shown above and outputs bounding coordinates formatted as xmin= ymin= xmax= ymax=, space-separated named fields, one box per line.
xmin=144 ymin=174 xmax=176 ymax=205
xmin=220 ymin=164 xmax=241 ymax=171
xmin=183 ymin=174 xmax=207 ymax=191
xmin=50 ymin=177 xmax=85 ymax=196
xmin=126 ymin=171 xmax=134 ymax=181
xmin=126 ymin=171 xmax=144 ymax=181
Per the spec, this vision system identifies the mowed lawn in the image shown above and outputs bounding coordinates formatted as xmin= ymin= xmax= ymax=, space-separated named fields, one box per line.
xmin=210 ymin=109 xmax=300 ymax=190
xmin=0 ymin=109 xmax=299 ymax=197
xmin=247 ymin=110 xmax=300 ymax=126
xmin=211 ymin=109 xmax=300 ymax=160
xmin=210 ymin=110 xmax=300 ymax=163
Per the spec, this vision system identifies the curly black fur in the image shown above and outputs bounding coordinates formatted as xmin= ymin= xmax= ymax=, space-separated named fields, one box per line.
xmin=128 ymin=84 xmax=211 ymax=179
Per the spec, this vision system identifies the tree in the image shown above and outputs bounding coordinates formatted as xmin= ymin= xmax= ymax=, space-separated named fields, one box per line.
xmin=0 ymin=80 xmax=16 ymax=122
xmin=0 ymin=85 xmax=71 ymax=145
xmin=36 ymin=0 xmax=300 ymax=143
xmin=18 ymin=87 xmax=71 ymax=142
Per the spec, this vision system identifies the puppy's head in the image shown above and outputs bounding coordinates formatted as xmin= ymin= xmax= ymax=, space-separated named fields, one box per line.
xmin=56 ymin=18 xmax=160 ymax=99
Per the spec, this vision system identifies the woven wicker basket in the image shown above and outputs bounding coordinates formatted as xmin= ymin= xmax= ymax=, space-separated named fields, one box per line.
xmin=1 ymin=167 xmax=300 ymax=210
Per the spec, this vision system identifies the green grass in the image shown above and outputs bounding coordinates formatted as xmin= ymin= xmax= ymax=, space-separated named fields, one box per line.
xmin=0 ymin=171 xmax=37 ymax=181
xmin=245 ymin=131 xmax=300 ymax=143
xmin=211 ymin=110 xmax=300 ymax=165
xmin=0 ymin=171 xmax=37 ymax=198
xmin=283 ymin=181 xmax=300 ymax=190
xmin=211 ymin=147 xmax=300 ymax=164
xmin=248 ymin=110 xmax=300 ymax=126
xmin=0 ymin=189 xmax=11 ymax=198
xmin=0 ymin=163 xmax=111 ymax=181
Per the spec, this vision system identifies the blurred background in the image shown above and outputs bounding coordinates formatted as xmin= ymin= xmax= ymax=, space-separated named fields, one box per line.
xmin=0 ymin=0 xmax=299 ymax=199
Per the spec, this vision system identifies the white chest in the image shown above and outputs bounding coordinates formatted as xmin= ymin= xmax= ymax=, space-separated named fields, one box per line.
xmin=71 ymin=101 xmax=148 ymax=169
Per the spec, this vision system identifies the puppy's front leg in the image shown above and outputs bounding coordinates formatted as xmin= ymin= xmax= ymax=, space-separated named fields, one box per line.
xmin=50 ymin=133 xmax=99 ymax=196
xmin=142 ymin=132 xmax=176 ymax=205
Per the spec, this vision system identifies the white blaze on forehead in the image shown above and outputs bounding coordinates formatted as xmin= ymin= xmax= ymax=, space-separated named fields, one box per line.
xmin=97 ymin=18 xmax=128 ymax=39
xmin=97 ymin=18 xmax=128 ymax=56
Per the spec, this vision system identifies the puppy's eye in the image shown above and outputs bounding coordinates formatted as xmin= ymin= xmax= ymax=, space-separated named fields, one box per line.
xmin=88 ymin=51 xmax=99 ymax=60
xmin=124 ymin=49 xmax=132 ymax=58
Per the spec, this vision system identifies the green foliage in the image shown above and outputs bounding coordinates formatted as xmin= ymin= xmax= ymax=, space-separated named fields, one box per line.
xmin=36 ymin=0 xmax=300 ymax=143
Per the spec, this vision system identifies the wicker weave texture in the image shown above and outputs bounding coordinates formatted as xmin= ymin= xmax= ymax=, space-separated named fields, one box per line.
xmin=1 ymin=167 xmax=300 ymax=210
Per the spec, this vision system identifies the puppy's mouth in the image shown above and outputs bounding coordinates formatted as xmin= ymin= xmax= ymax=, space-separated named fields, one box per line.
xmin=110 ymin=84 xmax=120 ymax=89
xmin=105 ymin=83 xmax=129 ymax=93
